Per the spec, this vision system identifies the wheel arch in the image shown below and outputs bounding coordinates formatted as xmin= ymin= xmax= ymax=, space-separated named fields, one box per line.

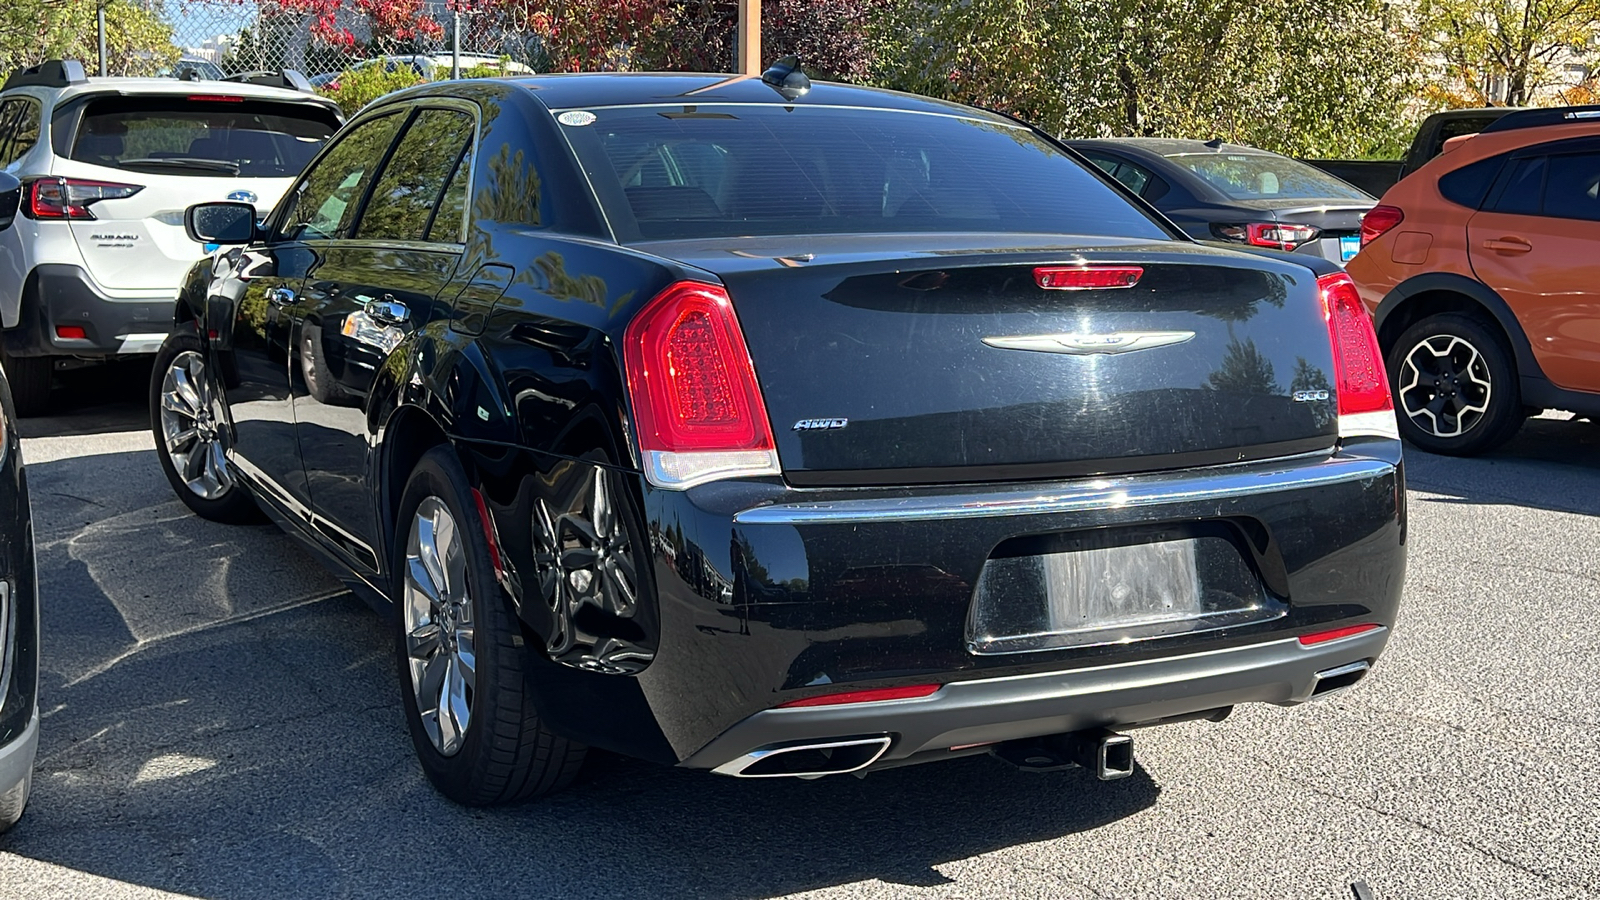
xmin=376 ymin=402 xmax=452 ymax=575
xmin=1374 ymin=273 xmax=1537 ymax=378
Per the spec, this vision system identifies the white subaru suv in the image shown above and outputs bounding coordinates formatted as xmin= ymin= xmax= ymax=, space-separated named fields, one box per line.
xmin=0 ymin=59 xmax=342 ymax=414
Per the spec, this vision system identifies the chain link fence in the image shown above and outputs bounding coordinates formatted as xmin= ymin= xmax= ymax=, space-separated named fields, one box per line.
xmin=162 ymin=0 xmax=551 ymax=81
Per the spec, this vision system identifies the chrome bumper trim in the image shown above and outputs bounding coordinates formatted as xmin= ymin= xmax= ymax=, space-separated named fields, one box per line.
xmin=734 ymin=453 xmax=1394 ymax=525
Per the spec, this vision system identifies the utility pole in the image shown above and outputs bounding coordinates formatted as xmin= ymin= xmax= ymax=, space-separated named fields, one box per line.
xmin=736 ymin=0 xmax=759 ymax=75
xmin=97 ymin=0 xmax=108 ymax=76
xmin=451 ymin=7 xmax=461 ymax=80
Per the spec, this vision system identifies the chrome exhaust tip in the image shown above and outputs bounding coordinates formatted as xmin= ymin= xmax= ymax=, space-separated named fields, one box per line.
xmin=1309 ymin=660 xmax=1370 ymax=699
xmin=712 ymin=736 xmax=893 ymax=778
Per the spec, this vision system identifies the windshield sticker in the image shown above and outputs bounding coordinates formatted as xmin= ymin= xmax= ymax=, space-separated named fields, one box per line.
xmin=558 ymin=110 xmax=597 ymax=127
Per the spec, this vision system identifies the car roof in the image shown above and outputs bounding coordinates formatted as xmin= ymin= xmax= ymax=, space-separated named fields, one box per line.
xmin=455 ymin=73 xmax=1016 ymax=122
xmin=35 ymin=76 xmax=339 ymax=108
xmin=1068 ymin=137 xmax=1282 ymax=159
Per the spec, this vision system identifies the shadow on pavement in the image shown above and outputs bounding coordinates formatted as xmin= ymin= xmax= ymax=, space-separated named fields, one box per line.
xmin=1404 ymin=415 xmax=1600 ymax=517
xmin=17 ymin=359 xmax=154 ymax=439
xmin=2 ymin=446 xmax=1160 ymax=899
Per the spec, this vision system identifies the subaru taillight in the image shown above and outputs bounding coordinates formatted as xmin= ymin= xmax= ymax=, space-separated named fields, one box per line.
xmin=27 ymin=177 xmax=143 ymax=220
xmin=623 ymin=281 xmax=780 ymax=489
xmin=1359 ymin=205 xmax=1404 ymax=247
xmin=1214 ymin=222 xmax=1321 ymax=251
xmin=1318 ymin=272 xmax=1397 ymax=440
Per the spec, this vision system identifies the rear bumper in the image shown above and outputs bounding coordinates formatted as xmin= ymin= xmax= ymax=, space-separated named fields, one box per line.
xmin=681 ymin=627 xmax=1387 ymax=774
xmin=0 ymin=709 xmax=37 ymax=799
xmin=1 ymin=264 xmax=173 ymax=357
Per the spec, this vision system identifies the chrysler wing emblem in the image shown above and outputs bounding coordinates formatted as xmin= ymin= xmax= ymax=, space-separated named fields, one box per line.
xmin=982 ymin=331 xmax=1196 ymax=355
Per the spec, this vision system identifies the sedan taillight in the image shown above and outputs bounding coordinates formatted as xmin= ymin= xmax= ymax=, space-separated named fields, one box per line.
xmin=1215 ymin=222 xmax=1321 ymax=251
xmin=26 ymin=177 xmax=143 ymax=220
xmin=1318 ymin=272 xmax=1397 ymax=440
xmin=623 ymin=281 xmax=781 ymax=490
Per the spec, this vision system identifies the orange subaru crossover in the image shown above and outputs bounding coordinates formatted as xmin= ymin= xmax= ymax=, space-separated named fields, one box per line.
xmin=1348 ymin=106 xmax=1600 ymax=455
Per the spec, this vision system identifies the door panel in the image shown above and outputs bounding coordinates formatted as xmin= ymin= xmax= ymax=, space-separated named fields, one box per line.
xmin=1468 ymin=151 xmax=1600 ymax=392
xmin=219 ymin=244 xmax=317 ymax=509
xmin=292 ymin=246 xmax=460 ymax=567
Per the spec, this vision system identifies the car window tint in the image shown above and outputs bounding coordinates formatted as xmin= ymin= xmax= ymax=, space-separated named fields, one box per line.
xmin=0 ymin=102 xmax=19 ymax=167
xmin=1111 ymin=161 xmax=1152 ymax=194
xmin=357 ymin=108 xmax=475 ymax=242
xmin=1493 ymin=157 xmax=1545 ymax=216
xmin=1165 ymin=152 xmax=1371 ymax=201
xmin=1540 ymin=153 xmax=1600 ymax=221
xmin=71 ymin=96 xmax=339 ymax=178
xmin=560 ymin=105 xmax=1169 ymax=242
xmin=1083 ymin=154 xmax=1120 ymax=175
xmin=277 ymin=113 xmax=403 ymax=242
xmin=1438 ymin=154 xmax=1507 ymax=209
xmin=1438 ymin=116 xmax=1501 ymax=143
xmin=9 ymin=100 xmax=39 ymax=165
xmin=426 ymin=144 xmax=471 ymax=243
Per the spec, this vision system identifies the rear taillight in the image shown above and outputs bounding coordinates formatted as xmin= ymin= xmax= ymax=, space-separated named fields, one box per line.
xmin=1215 ymin=222 xmax=1320 ymax=251
xmin=623 ymin=281 xmax=780 ymax=490
xmin=1359 ymin=205 xmax=1404 ymax=247
xmin=1034 ymin=265 xmax=1143 ymax=290
xmin=1318 ymin=272 xmax=1397 ymax=439
xmin=27 ymin=177 xmax=143 ymax=220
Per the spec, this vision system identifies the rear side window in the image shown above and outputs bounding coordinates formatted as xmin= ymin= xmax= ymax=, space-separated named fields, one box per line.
xmin=1540 ymin=153 xmax=1600 ymax=221
xmin=559 ymin=105 xmax=1170 ymax=242
xmin=356 ymin=108 xmax=475 ymax=242
xmin=0 ymin=99 xmax=40 ymax=168
xmin=70 ymin=96 xmax=339 ymax=177
xmin=1437 ymin=154 xmax=1507 ymax=208
xmin=1491 ymin=157 xmax=1546 ymax=216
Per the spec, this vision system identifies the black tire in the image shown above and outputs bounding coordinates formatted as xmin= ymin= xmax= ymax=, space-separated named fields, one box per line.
xmin=150 ymin=334 xmax=264 ymax=524
xmin=299 ymin=323 xmax=350 ymax=405
xmin=1386 ymin=312 xmax=1523 ymax=456
xmin=0 ymin=351 xmax=52 ymax=418
xmin=393 ymin=445 xmax=586 ymax=806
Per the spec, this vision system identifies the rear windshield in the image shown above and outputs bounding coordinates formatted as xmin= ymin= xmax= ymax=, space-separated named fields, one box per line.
xmin=557 ymin=104 xmax=1171 ymax=242
xmin=1165 ymin=152 xmax=1371 ymax=201
xmin=70 ymin=96 xmax=339 ymax=178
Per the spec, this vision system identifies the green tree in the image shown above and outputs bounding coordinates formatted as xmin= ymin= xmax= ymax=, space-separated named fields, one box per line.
xmin=872 ymin=0 xmax=1419 ymax=158
xmin=0 ymin=0 xmax=177 ymax=75
xmin=1414 ymin=0 xmax=1600 ymax=107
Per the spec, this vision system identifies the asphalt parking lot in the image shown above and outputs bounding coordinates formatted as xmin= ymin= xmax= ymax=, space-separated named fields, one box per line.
xmin=0 ymin=363 xmax=1597 ymax=900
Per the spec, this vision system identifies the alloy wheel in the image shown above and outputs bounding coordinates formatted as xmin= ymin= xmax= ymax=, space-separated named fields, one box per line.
xmin=158 ymin=350 xmax=234 ymax=500
xmin=1397 ymin=335 xmax=1493 ymax=438
xmin=530 ymin=466 xmax=642 ymax=672
xmin=403 ymin=497 xmax=476 ymax=757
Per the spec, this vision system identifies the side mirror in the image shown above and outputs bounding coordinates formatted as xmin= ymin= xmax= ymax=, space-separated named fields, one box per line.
xmin=185 ymin=202 xmax=257 ymax=245
xmin=0 ymin=173 xmax=20 ymax=232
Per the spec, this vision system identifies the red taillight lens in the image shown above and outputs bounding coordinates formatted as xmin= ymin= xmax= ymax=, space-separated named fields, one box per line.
xmin=189 ymin=94 xmax=244 ymax=102
xmin=1318 ymin=272 xmax=1397 ymax=438
xmin=623 ymin=281 xmax=780 ymax=489
xmin=54 ymin=325 xmax=87 ymax=340
xmin=1034 ymin=265 xmax=1144 ymax=290
xmin=1360 ymin=205 xmax=1404 ymax=247
xmin=1299 ymin=623 xmax=1381 ymax=646
xmin=27 ymin=177 xmax=143 ymax=220
xmin=775 ymin=684 xmax=941 ymax=709
xmin=1215 ymin=222 xmax=1320 ymax=251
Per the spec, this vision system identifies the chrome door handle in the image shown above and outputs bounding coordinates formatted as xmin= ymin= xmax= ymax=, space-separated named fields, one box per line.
xmin=1482 ymin=237 xmax=1532 ymax=253
xmin=365 ymin=294 xmax=410 ymax=326
xmin=267 ymin=287 xmax=296 ymax=307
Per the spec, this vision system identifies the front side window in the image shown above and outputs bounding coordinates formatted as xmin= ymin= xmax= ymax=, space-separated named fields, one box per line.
xmin=356 ymin=108 xmax=475 ymax=243
xmin=558 ymin=105 xmax=1171 ymax=243
xmin=71 ymin=96 xmax=338 ymax=178
xmin=276 ymin=113 xmax=403 ymax=242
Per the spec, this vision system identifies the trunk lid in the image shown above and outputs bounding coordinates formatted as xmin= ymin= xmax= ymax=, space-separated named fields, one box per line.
xmin=643 ymin=234 xmax=1339 ymax=486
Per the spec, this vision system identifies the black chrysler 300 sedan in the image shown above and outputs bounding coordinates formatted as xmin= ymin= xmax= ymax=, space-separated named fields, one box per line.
xmin=155 ymin=69 xmax=1406 ymax=805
